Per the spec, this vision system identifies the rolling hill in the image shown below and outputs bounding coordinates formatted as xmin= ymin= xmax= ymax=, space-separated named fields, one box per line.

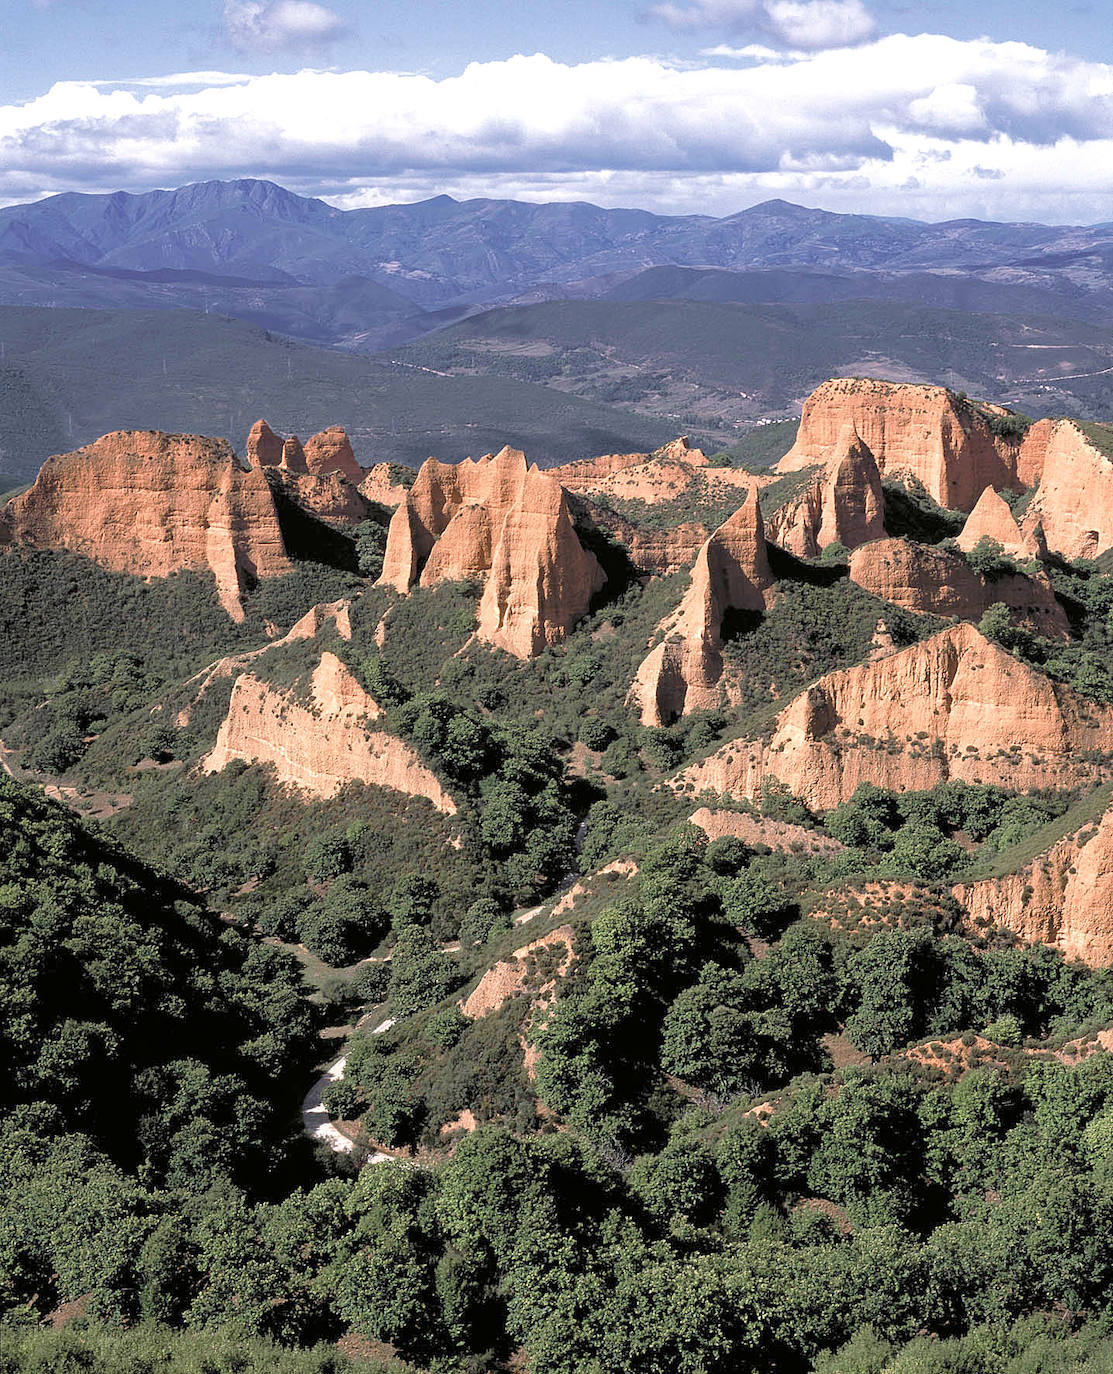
xmin=0 ymin=305 xmax=679 ymax=479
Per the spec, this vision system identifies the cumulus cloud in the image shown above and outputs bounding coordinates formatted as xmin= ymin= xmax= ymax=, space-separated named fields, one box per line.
xmin=224 ymin=0 xmax=346 ymax=52
xmin=763 ymin=0 xmax=875 ymax=49
xmin=1 ymin=37 xmax=1113 ymax=221
xmin=650 ymin=0 xmax=875 ymax=50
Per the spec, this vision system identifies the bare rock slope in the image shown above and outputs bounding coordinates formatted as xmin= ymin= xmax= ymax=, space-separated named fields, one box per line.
xmin=203 ymin=651 xmax=456 ymax=812
xmin=629 ymin=491 xmax=774 ymax=726
xmin=954 ymin=799 xmax=1113 ymax=967
xmin=676 ymin=623 xmax=1113 ymax=812
xmin=777 ymin=379 xmax=1023 ymax=510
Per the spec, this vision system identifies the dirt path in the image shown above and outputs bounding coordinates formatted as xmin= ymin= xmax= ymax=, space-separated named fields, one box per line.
xmin=301 ymin=1016 xmax=395 ymax=1159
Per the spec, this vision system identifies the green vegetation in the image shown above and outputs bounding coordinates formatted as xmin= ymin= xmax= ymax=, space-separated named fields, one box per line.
xmin=979 ymin=559 xmax=1113 ymax=702
xmin=0 ymin=777 xmax=317 ymax=1188
xmin=0 ymin=303 xmax=677 ymax=479
xmin=713 ymin=418 xmax=799 ymax=469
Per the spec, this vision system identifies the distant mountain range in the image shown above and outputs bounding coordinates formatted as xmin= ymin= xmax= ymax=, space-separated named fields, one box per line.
xmin=3 ymin=179 xmax=1113 ymax=346
xmin=2 ymin=178 xmax=1113 ymax=476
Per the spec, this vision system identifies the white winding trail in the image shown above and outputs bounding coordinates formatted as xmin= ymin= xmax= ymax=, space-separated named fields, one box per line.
xmin=301 ymin=1017 xmax=395 ymax=1159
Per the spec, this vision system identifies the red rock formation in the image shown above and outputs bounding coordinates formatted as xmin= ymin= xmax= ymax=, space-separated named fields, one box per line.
xmin=848 ymin=538 xmax=1069 ymax=638
xmin=1017 ymin=419 xmax=1113 ymax=560
xmin=954 ymin=799 xmax=1113 ymax=966
xmin=766 ymin=424 xmax=885 ymax=557
xmin=378 ymin=446 xmax=605 ymax=658
xmin=359 ymin=463 xmax=411 ymax=509
xmin=304 ymin=426 xmax=363 ymax=483
xmin=176 ymin=598 xmax=352 ymax=727
xmin=2 ymin=430 xmax=291 ymax=619
xmin=247 ymin=419 xmax=283 ymax=468
xmin=778 ymin=379 xmax=1022 ymax=510
xmin=280 ymin=436 xmax=308 ymax=474
xmin=675 ymin=623 xmax=1113 ymax=811
xmin=956 ymin=486 xmax=1046 ymax=559
xmin=203 ymin=651 xmax=457 ymax=811
xmin=688 ymin=806 xmax=844 ymax=855
xmin=629 ymin=492 xmax=774 ymax=726
xmin=552 ymin=437 xmax=760 ymax=509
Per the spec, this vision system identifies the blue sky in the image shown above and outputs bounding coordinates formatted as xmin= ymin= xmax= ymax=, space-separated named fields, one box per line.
xmin=2 ymin=0 xmax=1112 ymax=222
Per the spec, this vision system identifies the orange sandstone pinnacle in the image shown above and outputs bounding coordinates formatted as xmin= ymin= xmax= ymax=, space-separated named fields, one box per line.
xmin=378 ymin=446 xmax=605 ymax=658
xmin=629 ymin=490 xmax=774 ymax=726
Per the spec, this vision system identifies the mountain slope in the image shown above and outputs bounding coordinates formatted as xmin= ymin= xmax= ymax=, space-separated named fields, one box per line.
xmin=0 ymin=305 xmax=677 ymax=478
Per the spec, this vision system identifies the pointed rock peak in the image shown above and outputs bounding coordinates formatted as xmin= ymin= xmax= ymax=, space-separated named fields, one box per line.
xmin=491 ymin=445 xmax=528 ymax=470
xmin=280 ymin=436 xmax=308 ymax=474
xmin=656 ymin=436 xmax=709 ymax=466
xmin=956 ymin=486 xmax=1034 ymax=556
xmin=304 ymin=426 xmax=361 ymax=482
xmin=246 ymin=418 xmax=283 ymax=468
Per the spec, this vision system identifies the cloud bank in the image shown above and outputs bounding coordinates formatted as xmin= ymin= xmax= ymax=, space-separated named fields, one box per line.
xmin=2 ymin=36 xmax=1113 ymax=222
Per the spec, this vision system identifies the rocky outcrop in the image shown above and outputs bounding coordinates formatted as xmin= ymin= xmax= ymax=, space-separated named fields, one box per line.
xmin=2 ymin=430 xmax=291 ymax=619
xmin=245 ymin=420 xmax=371 ymax=524
xmin=359 ymin=464 xmax=411 ymax=509
xmin=378 ymin=446 xmax=605 ymax=658
xmin=304 ymin=426 xmax=363 ymax=484
xmin=848 ymin=538 xmax=1069 ymax=638
xmin=688 ymin=807 xmax=844 ymax=855
xmin=953 ymin=799 xmax=1113 ymax=966
xmin=1017 ymin=419 xmax=1113 ymax=561
xmin=955 ymin=486 xmax=1046 ymax=559
xmin=203 ymin=651 xmax=456 ymax=812
xmin=766 ymin=424 xmax=885 ymax=557
xmin=247 ymin=419 xmax=284 ymax=468
xmin=629 ymin=492 xmax=774 ymax=726
xmin=460 ymin=925 xmax=575 ymax=1019
xmin=675 ymin=623 xmax=1113 ymax=811
xmin=280 ymin=436 xmax=308 ymax=474
xmin=778 ymin=379 xmax=1022 ymax=510
xmin=176 ymin=598 xmax=353 ymax=727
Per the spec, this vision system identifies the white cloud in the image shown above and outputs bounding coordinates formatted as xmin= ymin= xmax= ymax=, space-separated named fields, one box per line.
xmin=224 ymin=0 xmax=346 ymax=53
xmin=701 ymin=43 xmax=794 ymax=61
xmin=650 ymin=0 xmax=875 ymax=50
xmin=763 ymin=0 xmax=875 ymax=49
xmin=1 ymin=37 xmax=1112 ymax=222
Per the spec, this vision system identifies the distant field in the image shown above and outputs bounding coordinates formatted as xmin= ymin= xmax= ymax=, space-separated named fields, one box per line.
xmin=0 ymin=305 xmax=680 ymax=479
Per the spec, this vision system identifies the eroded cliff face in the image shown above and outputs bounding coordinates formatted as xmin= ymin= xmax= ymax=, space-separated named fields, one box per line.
xmin=955 ymin=486 xmax=1046 ymax=559
xmin=778 ymin=379 xmax=1021 ymax=510
xmin=203 ymin=651 xmax=457 ymax=811
xmin=2 ymin=430 xmax=291 ymax=620
xmin=766 ymin=425 xmax=885 ymax=557
xmin=675 ymin=623 xmax=1113 ymax=811
xmin=629 ymin=492 xmax=774 ymax=726
xmin=378 ymin=446 xmax=605 ymax=658
xmin=1018 ymin=419 xmax=1113 ymax=560
xmin=954 ymin=801 xmax=1113 ymax=966
xmin=848 ymin=538 xmax=1069 ymax=638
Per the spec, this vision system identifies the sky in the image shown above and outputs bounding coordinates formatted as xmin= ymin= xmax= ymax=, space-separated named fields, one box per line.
xmin=1 ymin=0 xmax=1111 ymax=223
